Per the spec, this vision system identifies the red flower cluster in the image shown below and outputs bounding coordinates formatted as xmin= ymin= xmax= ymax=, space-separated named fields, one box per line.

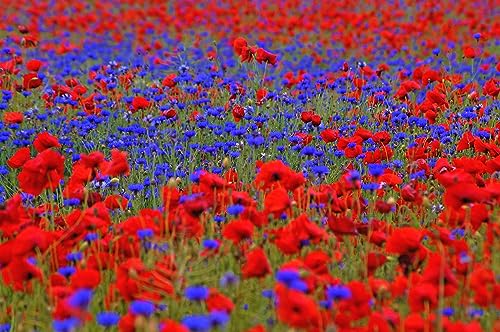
xmin=233 ymin=37 xmax=278 ymax=66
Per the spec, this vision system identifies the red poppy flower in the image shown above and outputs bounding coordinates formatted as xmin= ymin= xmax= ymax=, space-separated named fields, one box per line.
xmin=70 ymin=268 xmax=101 ymax=290
xmin=3 ymin=111 xmax=24 ymax=124
xmin=206 ymin=289 xmax=234 ymax=313
xmin=420 ymin=253 xmax=458 ymax=296
xmin=408 ymin=282 xmax=438 ymax=312
xmin=320 ymin=129 xmax=339 ymax=143
xmin=33 ymin=132 xmax=61 ymax=152
xmin=293 ymin=132 xmax=313 ymax=146
xmin=272 ymin=228 xmax=302 ymax=255
xmin=22 ymin=73 xmax=42 ymax=90
xmin=256 ymin=88 xmax=267 ymax=104
xmin=17 ymin=25 xmax=29 ymax=34
xmin=328 ymin=215 xmax=358 ymax=235
xmin=241 ymin=247 xmax=272 ymax=279
xmin=100 ymin=149 xmax=130 ymax=177
xmin=254 ymin=160 xmax=305 ymax=191
xmin=482 ymin=78 xmax=499 ymax=97
xmin=104 ymin=194 xmax=129 ymax=210
xmin=367 ymin=312 xmax=392 ymax=332
xmin=244 ymin=325 xmax=267 ymax=332
xmin=118 ymin=313 xmax=136 ymax=332
xmin=404 ymin=313 xmax=428 ymax=332
xmin=131 ymin=96 xmax=150 ymax=112
xmin=160 ymin=320 xmax=189 ymax=332
xmin=310 ymin=114 xmax=321 ymax=126
xmin=300 ymin=111 xmax=313 ymax=123
xmin=275 ymin=285 xmax=322 ymax=330
xmin=463 ymin=45 xmax=477 ymax=59
xmin=232 ymin=105 xmax=245 ymax=122
xmin=331 ymin=281 xmax=373 ymax=327
xmin=303 ymin=250 xmax=330 ymax=275
xmin=264 ymin=187 xmax=291 ymax=218
xmin=367 ymin=252 xmax=387 ymax=274
xmin=7 ymin=147 xmax=31 ymax=169
xmin=421 ymin=69 xmax=442 ymax=86
xmin=238 ymin=45 xmax=254 ymax=63
xmin=222 ymin=219 xmax=254 ymax=244
xmin=11 ymin=226 xmax=53 ymax=257
xmin=255 ymin=48 xmax=277 ymax=66
xmin=443 ymin=183 xmax=490 ymax=209
xmin=354 ymin=127 xmax=373 ymax=141
xmin=20 ymin=35 xmax=38 ymax=48
xmin=162 ymin=108 xmax=177 ymax=119
xmin=18 ymin=149 xmax=65 ymax=196
xmin=162 ymin=73 xmax=177 ymax=88
xmin=26 ymin=59 xmax=42 ymax=72
xmin=2 ymin=258 xmax=43 ymax=292
xmin=233 ymin=37 xmax=248 ymax=56
xmin=386 ymin=227 xmax=423 ymax=256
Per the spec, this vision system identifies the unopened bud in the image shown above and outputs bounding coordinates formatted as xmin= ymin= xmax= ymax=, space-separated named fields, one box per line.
xmin=167 ymin=178 xmax=177 ymax=188
xmin=128 ymin=268 xmax=138 ymax=278
xmin=134 ymin=316 xmax=147 ymax=329
xmin=387 ymin=197 xmax=396 ymax=205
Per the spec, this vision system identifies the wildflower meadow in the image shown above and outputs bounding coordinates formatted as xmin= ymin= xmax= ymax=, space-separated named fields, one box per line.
xmin=0 ymin=0 xmax=498 ymax=331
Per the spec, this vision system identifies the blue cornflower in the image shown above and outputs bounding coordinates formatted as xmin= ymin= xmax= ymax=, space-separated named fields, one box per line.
xmin=409 ymin=170 xmax=426 ymax=180
xmin=442 ymin=307 xmax=454 ymax=317
xmin=362 ymin=183 xmax=380 ymax=191
xmin=347 ymin=142 xmax=357 ymax=149
xmin=129 ymin=300 xmax=155 ymax=317
xmin=63 ymin=198 xmax=81 ymax=207
xmin=66 ymin=252 xmax=83 ymax=263
xmin=181 ymin=315 xmax=211 ymax=332
xmin=184 ymin=286 xmax=209 ymax=301
xmin=300 ymin=146 xmax=316 ymax=156
xmin=84 ymin=233 xmax=99 ymax=242
xmin=202 ymin=239 xmax=219 ymax=250
xmin=392 ymin=160 xmax=404 ymax=168
xmin=459 ymin=252 xmax=472 ymax=264
xmin=289 ymin=279 xmax=308 ymax=292
xmin=128 ymin=183 xmax=144 ymax=192
xmin=468 ymin=307 xmax=484 ymax=318
xmin=53 ymin=318 xmax=80 ymax=332
xmin=137 ymin=228 xmax=154 ymax=239
xmin=261 ymin=289 xmax=275 ymax=299
xmin=0 ymin=323 xmax=11 ymax=332
xmin=276 ymin=269 xmax=300 ymax=284
xmin=58 ymin=266 xmax=76 ymax=278
xmin=327 ymin=285 xmax=352 ymax=301
xmin=460 ymin=111 xmax=477 ymax=120
xmin=227 ymin=204 xmax=244 ymax=216
xmin=213 ymin=215 xmax=225 ymax=223
xmin=334 ymin=150 xmax=345 ymax=157
xmin=219 ymin=272 xmax=239 ymax=288
xmin=96 ymin=312 xmax=120 ymax=327
xmin=68 ymin=289 xmax=93 ymax=309
xmin=189 ymin=171 xmax=203 ymax=183
xmin=209 ymin=311 xmax=229 ymax=328
xmin=0 ymin=166 xmax=8 ymax=176
xmin=311 ymin=165 xmax=329 ymax=176
xmin=368 ymin=163 xmax=386 ymax=177
xmin=347 ymin=170 xmax=360 ymax=181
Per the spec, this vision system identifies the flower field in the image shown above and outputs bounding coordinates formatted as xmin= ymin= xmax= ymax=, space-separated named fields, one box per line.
xmin=0 ymin=0 xmax=499 ymax=331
